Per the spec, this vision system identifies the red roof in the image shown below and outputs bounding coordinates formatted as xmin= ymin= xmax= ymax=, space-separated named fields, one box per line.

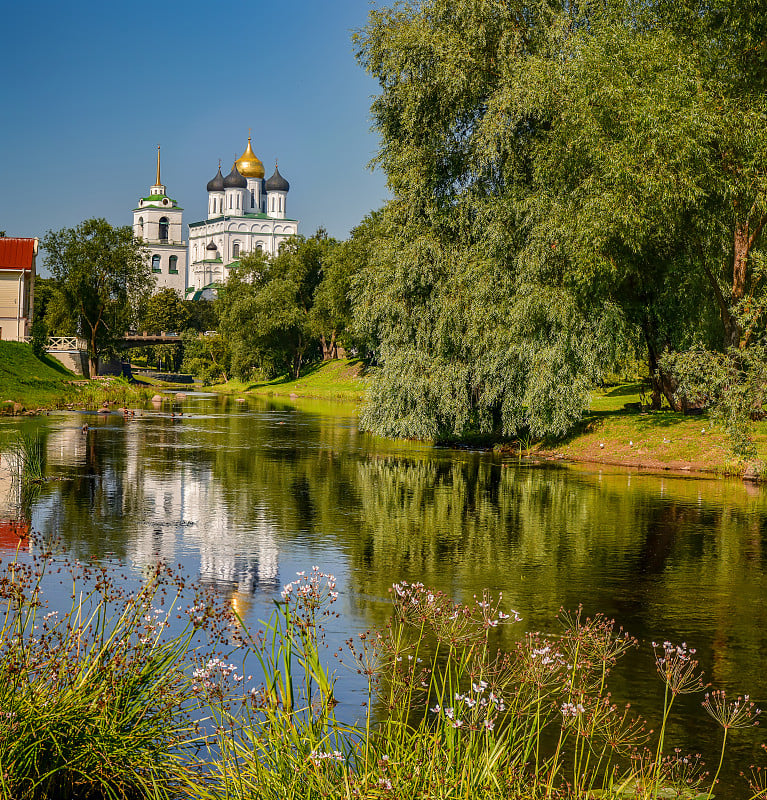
xmin=0 ymin=238 xmax=36 ymax=271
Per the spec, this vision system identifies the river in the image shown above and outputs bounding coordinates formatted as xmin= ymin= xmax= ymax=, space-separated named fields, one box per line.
xmin=1 ymin=392 xmax=765 ymax=794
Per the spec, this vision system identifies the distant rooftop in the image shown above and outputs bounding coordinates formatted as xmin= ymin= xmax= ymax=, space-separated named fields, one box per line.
xmin=0 ymin=237 xmax=37 ymax=271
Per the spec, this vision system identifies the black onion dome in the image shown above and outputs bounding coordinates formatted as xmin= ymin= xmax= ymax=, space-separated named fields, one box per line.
xmin=206 ymin=166 xmax=225 ymax=192
xmin=206 ymin=240 xmax=218 ymax=251
xmin=265 ymin=164 xmax=290 ymax=192
xmin=223 ymin=163 xmax=247 ymax=189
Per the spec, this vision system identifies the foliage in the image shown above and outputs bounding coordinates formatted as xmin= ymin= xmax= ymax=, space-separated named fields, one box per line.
xmin=217 ymin=231 xmax=338 ymax=380
xmin=0 ymin=548 xmax=236 ymax=800
xmin=43 ymin=218 xmax=152 ymax=375
xmin=352 ymin=0 xmax=767 ymax=439
xmin=660 ymin=345 xmax=767 ymax=458
xmin=135 ymin=288 xmax=190 ymax=371
xmin=29 ymin=316 xmax=47 ymax=359
xmin=181 ymin=331 xmax=230 ymax=384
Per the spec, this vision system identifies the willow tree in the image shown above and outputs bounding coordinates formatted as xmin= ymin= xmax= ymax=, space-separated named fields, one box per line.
xmin=355 ymin=0 xmax=767 ymax=432
xmin=353 ymin=0 xmax=629 ymax=440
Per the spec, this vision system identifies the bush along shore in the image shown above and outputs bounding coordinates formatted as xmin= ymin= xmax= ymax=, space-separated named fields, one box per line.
xmin=0 ymin=543 xmax=764 ymax=800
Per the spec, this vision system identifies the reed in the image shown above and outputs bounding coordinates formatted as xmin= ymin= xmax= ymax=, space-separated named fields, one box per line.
xmin=0 ymin=549 xmax=761 ymax=799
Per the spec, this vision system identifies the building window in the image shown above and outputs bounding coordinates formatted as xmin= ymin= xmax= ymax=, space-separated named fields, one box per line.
xmin=233 ymin=243 xmax=240 ymax=259
xmin=256 ymin=243 xmax=263 ymax=252
xmin=250 ymin=190 xmax=255 ymax=208
xmin=169 ymin=255 xmax=178 ymax=274
xmin=159 ymin=217 xmax=169 ymax=241
xmin=152 ymin=255 xmax=161 ymax=272
xmin=137 ymin=217 xmax=144 ymax=236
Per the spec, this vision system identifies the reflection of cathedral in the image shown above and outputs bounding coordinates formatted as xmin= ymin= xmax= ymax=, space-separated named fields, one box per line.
xmin=120 ymin=442 xmax=279 ymax=600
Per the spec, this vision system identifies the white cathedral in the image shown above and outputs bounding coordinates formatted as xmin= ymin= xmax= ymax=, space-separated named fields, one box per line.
xmin=132 ymin=136 xmax=298 ymax=299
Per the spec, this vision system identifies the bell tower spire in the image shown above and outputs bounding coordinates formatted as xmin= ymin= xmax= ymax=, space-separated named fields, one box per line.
xmin=151 ymin=144 xmax=166 ymax=196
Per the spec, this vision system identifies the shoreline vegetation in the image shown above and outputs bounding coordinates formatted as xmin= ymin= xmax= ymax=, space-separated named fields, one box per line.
xmin=2 ymin=342 xmax=764 ymax=480
xmin=3 ymin=548 xmax=764 ymax=800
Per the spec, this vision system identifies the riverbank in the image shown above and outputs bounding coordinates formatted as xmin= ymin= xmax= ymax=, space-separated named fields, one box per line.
xmin=0 ymin=341 xmax=80 ymax=409
xmin=205 ymin=357 xmax=367 ymax=401
xmin=537 ymin=383 xmax=766 ymax=479
xmin=0 ymin=342 xmax=158 ymax=412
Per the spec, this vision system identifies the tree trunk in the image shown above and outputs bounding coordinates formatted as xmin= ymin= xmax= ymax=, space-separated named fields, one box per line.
xmin=89 ymin=330 xmax=99 ymax=379
xmin=723 ymin=222 xmax=750 ymax=349
xmin=320 ymin=331 xmax=338 ymax=360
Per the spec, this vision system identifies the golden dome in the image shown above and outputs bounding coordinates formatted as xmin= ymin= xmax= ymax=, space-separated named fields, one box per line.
xmin=235 ymin=136 xmax=265 ymax=179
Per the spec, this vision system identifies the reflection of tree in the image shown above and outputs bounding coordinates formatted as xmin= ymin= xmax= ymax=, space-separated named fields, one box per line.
xmin=16 ymin=403 xmax=767 ymax=766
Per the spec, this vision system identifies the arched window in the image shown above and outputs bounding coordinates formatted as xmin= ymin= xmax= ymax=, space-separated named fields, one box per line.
xmin=158 ymin=217 xmax=169 ymax=241
xmin=256 ymin=243 xmax=263 ymax=252
xmin=152 ymin=255 xmax=161 ymax=272
xmin=137 ymin=217 xmax=144 ymax=237
xmin=232 ymin=242 xmax=240 ymax=259
xmin=169 ymin=255 xmax=178 ymax=273
xmin=250 ymin=190 xmax=255 ymax=208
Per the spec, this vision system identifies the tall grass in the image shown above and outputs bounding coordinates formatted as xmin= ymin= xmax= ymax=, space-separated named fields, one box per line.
xmin=6 ymin=432 xmax=46 ymax=484
xmin=0 ymin=546 xmax=234 ymax=800
xmin=200 ymin=573 xmax=763 ymax=800
xmin=0 ymin=552 xmax=763 ymax=799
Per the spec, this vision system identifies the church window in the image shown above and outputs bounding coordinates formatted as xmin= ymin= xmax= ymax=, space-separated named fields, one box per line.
xmin=256 ymin=243 xmax=263 ymax=252
xmin=159 ymin=217 xmax=169 ymax=241
xmin=152 ymin=255 xmax=161 ymax=272
xmin=169 ymin=256 xmax=178 ymax=274
xmin=137 ymin=217 xmax=144 ymax=236
xmin=233 ymin=243 xmax=240 ymax=259
xmin=250 ymin=190 xmax=255 ymax=208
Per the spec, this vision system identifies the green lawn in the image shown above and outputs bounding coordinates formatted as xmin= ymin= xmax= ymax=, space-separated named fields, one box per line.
xmin=540 ymin=381 xmax=764 ymax=475
xmin=0 ymin=341 xmax=78 ymax=408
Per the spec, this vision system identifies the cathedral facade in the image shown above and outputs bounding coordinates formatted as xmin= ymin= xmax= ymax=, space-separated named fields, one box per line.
xmin=132 ymin=136 xmax=298 ymax=299
xmin=187 ymin=136 xmax=297 ymax=298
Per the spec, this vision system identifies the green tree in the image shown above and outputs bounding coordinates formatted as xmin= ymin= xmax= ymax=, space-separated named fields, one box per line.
xmin=355 ymin=0 xmax=767 ymax=437
xmin=136 ymin=288 xmax=190 ymax=370
xmin=217 ymin=231 xmax=337 ymax=380
xmin=312 ymin=214 xmax=382 ymax=359
xmin=43 ymin=219 xmax=151 ymax=376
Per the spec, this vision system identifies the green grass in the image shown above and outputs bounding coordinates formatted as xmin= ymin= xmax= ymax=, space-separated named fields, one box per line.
xmin=206 ymin=358 xmax=368 ymax=402
xmin=0 ymin=341 xmax=78 ymax=408
xmin=537 ymin=382 xmax=764 ymax=475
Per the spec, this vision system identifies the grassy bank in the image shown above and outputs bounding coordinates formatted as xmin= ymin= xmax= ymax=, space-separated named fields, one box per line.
xmin=0 ymin=341 xmax=158 ymax=411
xmin=206 ymin=358 xmax=368 ymax=402
xmin=539 ymin=383 xmax=766 ymax=477
xmin=0 ymin=341 xmax=80 ymax=408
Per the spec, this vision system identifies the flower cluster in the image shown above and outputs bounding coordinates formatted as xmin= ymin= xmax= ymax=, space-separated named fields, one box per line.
xmin=430 ymin=679 xmax=505 ymax=731
xmin=390 ymin=582 xmax=521 ymax=645
xmin=561 ymin=701 xmax=585 ymax=717
xmin=308 ymin=750 xmax=344 ymax=763
xmin=703 ymin=690 xmax=761 ymax=730
xmin=192 ymin=657 xmax=245 ymax=693
xmin=653 ymin=640 xmax=705 ymax=695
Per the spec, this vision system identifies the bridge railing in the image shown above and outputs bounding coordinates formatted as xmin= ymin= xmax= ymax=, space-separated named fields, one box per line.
xmin=23 ymin=336 xmax=88 ymax=351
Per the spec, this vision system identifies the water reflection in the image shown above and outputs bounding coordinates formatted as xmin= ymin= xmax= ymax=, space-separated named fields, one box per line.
xmin=1 ymin=399 xmax=766 ymax=791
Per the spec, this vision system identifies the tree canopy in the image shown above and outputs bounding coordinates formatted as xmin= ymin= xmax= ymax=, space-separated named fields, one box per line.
xmin=352 ymin=0 xmax=767 ymax=439
xmin=43 ymin=218 xmax=152 ymax=375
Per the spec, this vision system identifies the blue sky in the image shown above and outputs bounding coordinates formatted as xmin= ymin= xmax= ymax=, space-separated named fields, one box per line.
xmin=1 ymin=0 xmax=389 ymax=264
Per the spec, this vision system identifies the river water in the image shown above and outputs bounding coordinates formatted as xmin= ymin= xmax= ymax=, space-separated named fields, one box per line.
xmin=1 ymin=392 xmax=765 ymax=794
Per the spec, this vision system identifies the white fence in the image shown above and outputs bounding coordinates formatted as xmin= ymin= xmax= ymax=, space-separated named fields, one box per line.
xmin=23 ymin=336 xmax=88 ymax=351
